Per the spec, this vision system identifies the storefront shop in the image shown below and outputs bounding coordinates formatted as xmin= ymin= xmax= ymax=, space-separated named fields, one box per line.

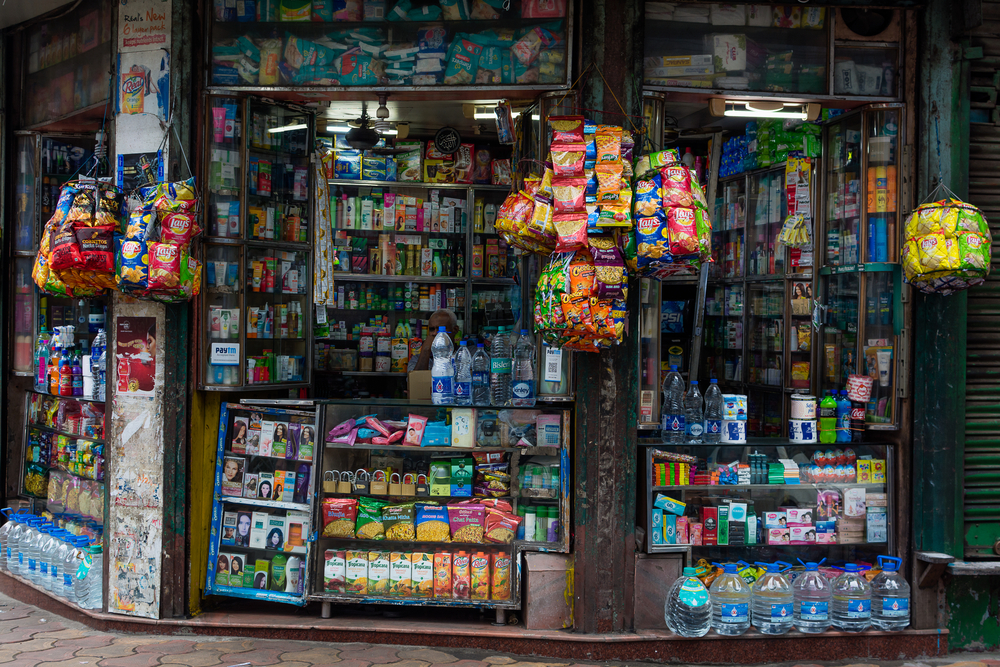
xmin=0 ymin=0 xmax=979 ymax=659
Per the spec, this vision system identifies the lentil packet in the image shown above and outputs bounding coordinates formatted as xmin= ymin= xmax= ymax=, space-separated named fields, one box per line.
xmin=382 ymin=503 xmax=417 ymax=541
xmin=416 ymin=504 xmax=451 ymax=542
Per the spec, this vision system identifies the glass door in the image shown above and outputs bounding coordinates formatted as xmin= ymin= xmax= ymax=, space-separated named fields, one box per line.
xmin=824 ymin=115 xmax=863 ymax=267
xmin=713 ymin=176 xmax=745 ymax=278
xmin=702 ymin=283 xmax=743 ymax=389
xmin=746 ymin=168 xmax=787 ymax=277
xmin=818 ymin=272 xmax=861 ymax=394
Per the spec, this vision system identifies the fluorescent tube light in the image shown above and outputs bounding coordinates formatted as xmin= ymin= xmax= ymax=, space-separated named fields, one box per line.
xmin=267 ymin=123 xmax=308 ymax=134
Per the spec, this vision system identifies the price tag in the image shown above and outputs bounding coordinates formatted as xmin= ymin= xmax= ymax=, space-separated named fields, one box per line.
xmin=544 ymin=347 xmax=563 ymax=382
xmin=315 ymin=305 xmax=327 ymax=324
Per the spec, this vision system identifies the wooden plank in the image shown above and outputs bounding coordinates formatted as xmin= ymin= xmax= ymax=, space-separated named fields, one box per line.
xmin=949 ymin=560 xmax=1000 ymax=574
xmin=916 ymin=550 xmax=959 ymax=563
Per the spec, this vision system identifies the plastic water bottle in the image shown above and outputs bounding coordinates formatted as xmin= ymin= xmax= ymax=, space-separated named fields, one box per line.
xmin=490 ymin=326 xmax=512 ymax=407
xmin=61 ymin=537 xmax=85 ymax=601
xmin=29 ymin=521 xmax=53 ymax=584
xmin=661 ymin=365 xmax=685 ymax=444
xmin=832 ymin=564 xmax=872 ymax=631
xmin=22 ymin=519 xmax=43 ymax=583
xmin=430 ymin=326 xmax=455 ymax=405
xmin=511 ymin=330 xmax=536 ymax=407
xmin=72 ymin=538 xmax=94 ymax=605
xmin=51 ymin=532 xmax=72 ymax=596
xmin=710 ymin=563 xmax=751 ymax=635
xmin=0 ymin=509 xmax=17 ymax=572
xmin=703 ymin=379 xmax=723 ymax=443
xmin=87 ymin=544 xmax=104 ymax=610
xmin=752 ymin=562 xmax=794 ymax=634
xmin=684 ymin=381 xmax=705 ymax=444
xmin=96 ymin=332 xmax=107 ymax=401
xmin=38 ymin=528 xmax=60 ymax=588
xmin=7 ymin=515 xmax=29 ymax=576
xmin=35 ymin=329 xmax=51 ymax=392
xmin=819 ymin=391 xmax=838 ymax=444
xmin=871 ymin=556 xmax=910 ymax=630
xmin=472 ymin=343 xmax=491 ymax=406
xmin=664 ymin=567 xmax=712 ymax=637
xmin=794 ymin=559 xmax=833 ymax=633
xmin=836 ymin=390 xmax=852 ymax=443
xmin=453 ymin=341 xmax=473 ymax=406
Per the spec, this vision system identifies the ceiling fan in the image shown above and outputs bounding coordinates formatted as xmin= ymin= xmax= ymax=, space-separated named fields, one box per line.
xmin=327 ymin=94 xmax=412 ymax=153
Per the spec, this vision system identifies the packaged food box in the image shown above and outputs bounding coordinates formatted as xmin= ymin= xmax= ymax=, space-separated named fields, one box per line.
xmin=345 ymin=550 xmax=368 ymax=594
xmin=389 ymin=551 xmax=412 ymax=596
xmin=368 ymin=551 xmax=390 ymax=595
xmin=323 ymin=549 xmax=346 ymax=593
xmin=411 ymin=552 xmax=433 ymax=598
xmin=712 ymin=34 xmax=766 ymax=73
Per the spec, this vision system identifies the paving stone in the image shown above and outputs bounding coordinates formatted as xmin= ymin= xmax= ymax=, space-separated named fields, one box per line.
xmin=158 ymin=649 xmax=226 ymax=667
xmin=945 ymin=662 xmax=988 ymax=667
xmin=55 ymin=634 xmax=116 ymax=650
xmin=217 ymin=645 xmax=289 ymax=666
xmin=33 ymin=659 xmax=101 ymax=667
xmin=438 ymin=660 xmax=489 ymax=667
xmin=134 ymin=640 xmax=197 ymax=656
xmin=14 ymin=644 xmax=84 ymax=663
xmin=1 ymin=635 xmax=62 ymax=653
xmin=34 ymin=629 xmax=91 ymax=641
xmin=396 ymin=649 xmax=458 ymax=665
xmin=0 ymin=603 xmax=38 ymax=621
xmin=370 ymin=660 xmax=429 ymax=667
xmin=0 ymin=646 xmax=26 ymax=663
xmin=192 ymin=639 xmax=256 ymax=654
xmin=337 ymin=646 xmax=402 ymax=664
xmin=483 ymin=658 xmax=517 ymax=665
xmin=98 ymin=653 xmax=164 ymax=667
xmin=278 ymin=647 xmax=344 ymax=664
xmin=1 ymin=626 xmax=57 ymax=645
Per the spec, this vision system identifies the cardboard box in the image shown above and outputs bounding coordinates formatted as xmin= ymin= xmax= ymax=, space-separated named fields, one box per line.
xmin=867 ymin=511 xmax=888 ymax=543
xmin=711 ymin=3 xmax=746 ymax=25
xmin=717 ymin=506 xmax=730 ymax=546
xmin=677 ymin=516 xmax=689 ymax=544
xmin=664 ymin=514 xmax=677 ymax=544
xmin=651 ymin=509 xmax=664 ymax=545
xmin=764 ymin=511 xmax=786 ymax=528
xmin=653 ymin=494 xmax=687 ymax=516
xmin=789 ymin=525 xmax=817 ymax=544
xmin=844 ymin=487 xmax=867 ymax=517
xmin=856 ymin=460 xmax=872 ymax=483
xmin=250 ymin=512 xmax=268 ymax=549
xmin=746 ymin=514 xmax=757 ymax=545
xmin=645 ymin=65 xmax=715 ymax=78
xmin=712 ymin=34 xmax=766 ymax=73
xmin=700 ymin=507 xmax=718 ymax=545
xmin=768 ymin=528 xmax=790 ymax=545
xmin=408 ymin=371 xmax=431 ymax=401
xmin=643 ymin=55 xmax=714 ymax=69
xmin=866 ymin=493 xmax=888 ymax=507
xmin=786 ymin=507 xmax=814 ymax=526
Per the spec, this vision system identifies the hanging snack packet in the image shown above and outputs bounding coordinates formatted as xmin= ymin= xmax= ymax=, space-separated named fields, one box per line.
xmin=66 ymin=185 xmax=97 ymax=224
xmin=160 ymin=212 xmax=200 ymax=246
xmin=661 ymin=165 xmax=694 ymax=207
xmin=48 ymin=221 xmax=85 ymax=270
xmin=633 ymin=174 xmax=662 ymax=217
xmin=668 ymin=207 xmax=700 ymax=256
xmin=96 ymin=186 xmax=126 ymax=228
xmin=549 ymin=115 xmax=585 ymax=144
xmin=551 ymin=177 xmax=586 ymax=213
xmin=561 ymin=292 xmax=596 ymax=335
xmin=695 ymin=207 xmax=713 ymax=260
xmin=589 ymin=297 xmax=615 ymax=339
xmin=597 ymin=189 xmax=633 ymax=227
xmin=155 ymin=178 xmax=198 ymax=214
xmin=116 ymin=238 xmax=150 ymax=291
xmin=147 ymin=242 xmax=184 ymax=292
xmin=595 ymin=126 xmax=622 ymax=163
xmin=568 ymin=249 xmax=596 ymax=295
xmin=48 ymin=184 xmax=79 ymax=227
xmin=595 ymin=163 xmax=623 ymax=202
xmin=589 ymin=235 xmax=626 ymax=299
xmin=76 ymin=225 xmax=116 ymax=273
xmin=528 ymin=196 xmax=555 ymax=240
xmin=553 ymin=211 xmax=588 ymax=252
xmin=636 ymin=211 xmax=669 ymax=263
xmin=126 ymin=209 xmax=154 ymax=241
xmin=619 ymin=228 xmax=638 ymax=273
xmin=550 ymin=144 xmax=586 ymax=177
xmin=635 ymin=148 xmax=680 ymax=179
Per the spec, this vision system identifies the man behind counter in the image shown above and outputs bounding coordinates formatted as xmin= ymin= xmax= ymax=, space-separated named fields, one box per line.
xmin=408 ymin=309 xmax=459 ymax=372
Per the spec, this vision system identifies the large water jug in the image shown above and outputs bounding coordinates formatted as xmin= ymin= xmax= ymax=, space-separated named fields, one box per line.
xmin=0 ymin=508 xmax=19 ymax=572
xmin=20 ymin=518 xmax=42 ymax=581
xmin=664 ymin=567 xmax=712 ymax=637
xmin=39 ymin=528 xmax=63 ymax=592
xmin=752 ymin=561 xmax=794 ymax=634
xmin=7 ymin=514 xmax=29 ymax=576
xmin=793 ymin=559 xmax=833 ymax=633
xmin=52 ymin=532 xmax=72 ymax=598
xmin=61 ymin=537 xmax=88 ymax=601
xmin=26 ymin=520 xmax=51 ymax=584
xmin=86 ymin=544 xmax=104 ymax=610
xmin=75 ymin=543 xmax=98 ymax=609
xmin=36 ymin=527 xmax=55 ymax=586
xmin=832 ymin=563 xmax=872 ymax=632
xmin=710 ymin=563 xmax=751 ymax=635
xmin=871 ymin=556 xmax=910 ymax=630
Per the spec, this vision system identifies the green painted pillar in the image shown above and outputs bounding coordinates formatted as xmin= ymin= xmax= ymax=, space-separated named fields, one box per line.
xmin=913 ymin=0 xmax=969 ymax=558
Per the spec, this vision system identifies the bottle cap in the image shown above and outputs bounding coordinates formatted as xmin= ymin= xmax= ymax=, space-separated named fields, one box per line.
xmin=691 ymin=380 xmax=698 ymax=385
xmin=710 ymin=378 xmax=718 ymax=383
xmin=877 ymin=555 xmax=902 ymax=571
xmin=671 ymin=365 xmax=678 ymax=371
xmin=460 ymin=340 xmax=467 ymax=346
xmin=682 ymin=567 xmax=698 ymax=576
xmin=477 ymin=343 xmax=484 ymax=348
xmin=723 ymin=563 xmax=739 ymax=574
xmin=438 ymin=326 xmax=446 ymax=332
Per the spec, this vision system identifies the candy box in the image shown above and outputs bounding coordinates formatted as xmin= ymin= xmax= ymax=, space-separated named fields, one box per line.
xmin=789 ymin=525 xmax=817 ymax=544
xmin=767 ymin=527 xmax=789 ymax=545
xmin=785 ymin=507 xmax=813 ymax=526
xmin=764 ymin=511 xmax=786 ymax=528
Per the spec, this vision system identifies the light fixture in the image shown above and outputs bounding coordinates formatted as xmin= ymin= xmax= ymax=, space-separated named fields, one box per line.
xmin=376 ymin=92 xmax=390 ymax=120
xmin=709 ymin=99 xmax=820 ymax=121
xmin=324 ymin=124 xmax=397 ymax=136
xmin=267 ymin=123 xmax=308 ymax=134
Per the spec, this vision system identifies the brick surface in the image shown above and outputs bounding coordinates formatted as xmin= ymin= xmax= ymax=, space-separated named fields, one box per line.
xmin=397 ymin=649 xmax=458 ymax=664
xmin=278 ymin=647 xmax=344 ymax=664
xmin=157 ymin=649 xmax=225 ymax=667
xmin=98 ymin=654 xmax=164 ymax=667
xmin=337 ymin=646 xmax=403 ymax=664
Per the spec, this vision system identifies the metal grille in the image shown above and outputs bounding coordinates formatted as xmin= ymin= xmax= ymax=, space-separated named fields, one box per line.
xmin=965 ymin=8 xmax=1000 ymax=557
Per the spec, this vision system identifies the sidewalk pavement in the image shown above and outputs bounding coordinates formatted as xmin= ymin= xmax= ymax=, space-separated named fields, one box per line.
xmin=1 ymin=591 xmax=998 ymax=667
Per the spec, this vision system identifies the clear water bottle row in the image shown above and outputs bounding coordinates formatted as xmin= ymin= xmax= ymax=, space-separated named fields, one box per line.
xmin=0 ymin=508 xmax=103 ymax=609
xmin=431 ymin=327 xmax=536 ymax=408
xmin=664 ymin=558 xmax=910 ymax=637
xmin=661 ymin=367 xmax=724 ymax=444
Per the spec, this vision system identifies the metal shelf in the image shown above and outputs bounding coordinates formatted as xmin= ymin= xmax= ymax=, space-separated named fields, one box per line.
xmin=216 ymin=495 xmax=312 ymax=512
xmin=27 ymin=423 xmax=104 ymax=444
xmin=331 ymin=272 xmax=466 ymax=284
xmin=652 ymin=483 xmax=886 ymax=491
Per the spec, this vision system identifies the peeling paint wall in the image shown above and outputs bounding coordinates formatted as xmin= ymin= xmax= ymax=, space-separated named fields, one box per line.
xmin=107 ymin=294 xmax=167 ymax=618
xmin=947 ymin=576 xmax=1000 ymax=649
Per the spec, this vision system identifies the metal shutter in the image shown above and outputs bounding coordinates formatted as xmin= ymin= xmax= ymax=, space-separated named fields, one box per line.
xmin=965 ymin=6 xmax=1000 ymax=558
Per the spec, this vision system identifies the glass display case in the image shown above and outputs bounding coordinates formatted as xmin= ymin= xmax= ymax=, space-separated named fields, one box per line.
xmin=703 ymin=283 xmax=744 ymax=392
xmin=746 ymin=168 xmax=787 ymax=277
xmin=642 ymin=4 xmax=902 ymax=99
xmin=207 ymin=2 xmax=571 ymax=90
xmin=200 ymin=95 xmax=314 ymax=390
xmin=818 ymin=104 xmax=905 ymax=430
xmin=642 ymin=440 xmax=894 ymax=562
xmin=310 ymin=400 xmax=571 ymax=614
xmin=205 ymin=403 xmax=320 ymax=605
xmin=712 ymin=176 xmax=746 ymax=279
xmin=20 ymin=0 xmax=113 ymax=128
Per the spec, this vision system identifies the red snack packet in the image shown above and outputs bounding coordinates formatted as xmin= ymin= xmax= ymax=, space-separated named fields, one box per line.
xmin=552 ymin=177 xmax=586 ymax=213
xmin=48 ymin=221 xmax=85 ymax=270
xmin=549 ymin=115 xmax=585 ymax=144
xmin=550 ymin=145 xmax=586 ymax=178
xmin=553 ymin=212 xmax=589 ymax=252
xmin=147 ymin=242 xmax=184 ymax=292
xmin=76 ymin=224 xmax=116 ymax=273
xmin=668 ymin=207 xmax=700 ymax=256
xmin=160 ymin=212 xmax=200 ymax=246
xmin=661 ymin=164 xmax=694 ymax=207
